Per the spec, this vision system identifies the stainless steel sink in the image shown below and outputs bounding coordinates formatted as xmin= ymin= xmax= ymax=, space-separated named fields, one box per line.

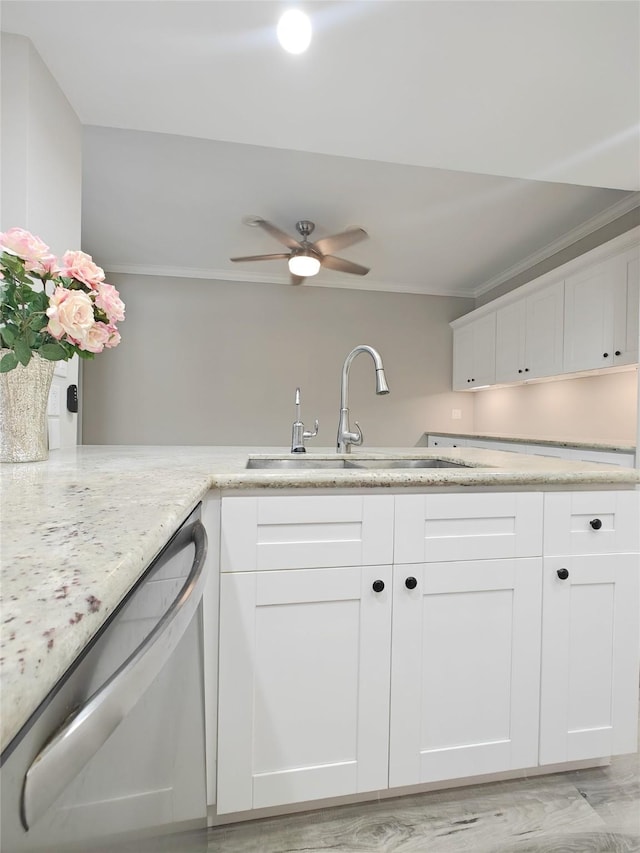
xmin=348 ymin=458 xmax=471 ymax=469
xmin=246 ymin=457 xmax=471 ymax=470
xmin=246 ymin=458 xmax=350 ymax=469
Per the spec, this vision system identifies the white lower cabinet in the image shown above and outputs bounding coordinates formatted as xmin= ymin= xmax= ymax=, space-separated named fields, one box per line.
xmin=539 ymin=490 xmax=640 ymax=765
xmin=539 ymin=553 xmax=639 ymax=765
xmin=216 ymin=564 xmax=392 ymax=814
xmin=216 ymin=490 xmax=639 ymax=816
xmin=389 ymin=558 xmax=542 ymax=787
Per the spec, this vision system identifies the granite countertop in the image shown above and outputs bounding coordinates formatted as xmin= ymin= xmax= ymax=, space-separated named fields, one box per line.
xmin=1 ymin=444 xmax=639 ymax=754
xmin=424 ymin=431 xmax=636 ymax=453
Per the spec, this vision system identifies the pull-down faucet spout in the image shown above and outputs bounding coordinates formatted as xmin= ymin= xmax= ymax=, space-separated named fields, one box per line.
xmin=337 ymin=345 xmax=389 ymax=453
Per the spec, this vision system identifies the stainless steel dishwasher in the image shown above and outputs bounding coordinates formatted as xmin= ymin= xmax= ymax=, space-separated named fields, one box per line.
xmin=0 ymin=503 xmax=208 ymax=852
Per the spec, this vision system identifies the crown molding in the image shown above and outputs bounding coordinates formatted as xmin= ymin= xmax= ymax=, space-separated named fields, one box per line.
xmin=473 ymin=192 xmax=640 ymax=298
xmin=102 ymin=263 xmax=475 ymax=298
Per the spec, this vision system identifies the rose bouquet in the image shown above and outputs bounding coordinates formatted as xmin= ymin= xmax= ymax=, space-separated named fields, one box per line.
xmin=0 ymin=227 xmax=124 ymax=372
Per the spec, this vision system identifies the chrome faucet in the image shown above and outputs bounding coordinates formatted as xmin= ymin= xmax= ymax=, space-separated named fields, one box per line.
xmin=291 ymin=387 xmax=319 ymax=453
xmin=337 ymin=345 xmax=389 ymax=453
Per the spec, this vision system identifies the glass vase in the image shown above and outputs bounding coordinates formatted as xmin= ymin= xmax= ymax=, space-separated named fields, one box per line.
xmin=0 ymin=349 xmax=55 ymax=462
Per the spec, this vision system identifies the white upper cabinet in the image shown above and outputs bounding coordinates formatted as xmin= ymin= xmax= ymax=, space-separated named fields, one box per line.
xmin=563 ymin=247 xmax=639 ymax=374
xmin=451 ymin=227 xmax=639 ymax=390
xmin=495 ymin=281 xmax=564 ymax=383
xmin=452 ymin=311 xmax=496 ymax=390
xmin=616 ymin=250 xmax=639 ymax=367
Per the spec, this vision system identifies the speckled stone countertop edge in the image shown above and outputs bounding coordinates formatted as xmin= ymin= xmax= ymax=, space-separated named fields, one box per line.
xmin=422 ymin=431 xmax=636 ymax=453
xmin=1 ymin=445 xmax=638 ymax=753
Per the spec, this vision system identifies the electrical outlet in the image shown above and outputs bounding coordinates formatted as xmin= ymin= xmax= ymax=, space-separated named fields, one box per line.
xmin=451 ymin=408 xmax=462 ymax=420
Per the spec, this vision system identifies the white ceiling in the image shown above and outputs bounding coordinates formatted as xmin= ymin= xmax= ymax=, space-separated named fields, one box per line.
xmin=2 ymin=0 xmax=640 ymax=297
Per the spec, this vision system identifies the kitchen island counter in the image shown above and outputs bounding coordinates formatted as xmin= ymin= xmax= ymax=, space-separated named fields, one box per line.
xmin=1 ymin=444 xmax=639 ymax=754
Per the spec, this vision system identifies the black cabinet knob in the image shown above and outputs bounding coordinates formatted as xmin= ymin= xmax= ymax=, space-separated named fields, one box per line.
xmin=603 ymin=352 xmax=609 ymax=358
xmin=590 ymin=518 xmax=602 ymax=530
xmin=518 ymin=369 xmax=523 ymax=374
xmin=557 ymin=568 xmax=569 ymax=580
xmin=615 ymin=350 xmax=621 ymax=356
xmin=524 ymin=368 xmax=529 ymax=372
xmin=467 ymin=378 xmax=471 ymax=383
xmin=405 ymin=576 xmax=418 ymax=590
xmin=372 ymin=579 xmax=385 ymax=593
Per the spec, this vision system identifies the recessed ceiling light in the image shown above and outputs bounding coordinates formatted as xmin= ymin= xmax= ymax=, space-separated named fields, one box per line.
xmin=277 ymin=9 xmax=312 ymax=54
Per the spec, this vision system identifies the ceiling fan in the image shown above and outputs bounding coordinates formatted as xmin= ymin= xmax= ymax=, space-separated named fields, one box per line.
xmin=230 ymin=218 xmax=370 ymax=285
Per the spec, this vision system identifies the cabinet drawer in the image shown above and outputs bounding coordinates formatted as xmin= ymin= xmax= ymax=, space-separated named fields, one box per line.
xmin=544 ymin=491 xmax=640 ymax=556
xmin=221 ymin=495 xmax=394 ymax=571
xmin=394 ymin=493 xmax=543 ymax=563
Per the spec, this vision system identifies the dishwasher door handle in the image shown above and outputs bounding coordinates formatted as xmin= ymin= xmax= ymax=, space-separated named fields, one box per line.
xmin=21 ymin=519 xmax=208 ymax=830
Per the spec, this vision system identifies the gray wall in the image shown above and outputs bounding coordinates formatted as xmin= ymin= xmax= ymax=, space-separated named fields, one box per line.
xmin=82 ymin=275 xmax=474 ymax=447
xmin=1 ymin=34 xmax=81 ymax=254
xmin=1 ymin=33 xmax=82 ymax=449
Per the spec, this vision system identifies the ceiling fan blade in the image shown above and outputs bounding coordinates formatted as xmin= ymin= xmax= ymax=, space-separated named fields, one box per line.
xmin=254 ymin=219 xmax=301 ymax=250
xmin=230 ymin=253 xmax=290 ymax=263
xmin=290 ymin=273 xmax=306 ymax=286
xmin=321 ymin=255 xmax=370 ymax=276
xmin=313 ymin=227 xmax=368 ymax=255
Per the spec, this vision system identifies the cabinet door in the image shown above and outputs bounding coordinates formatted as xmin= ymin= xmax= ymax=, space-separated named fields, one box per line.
xmin=495 ymin=300 xmax=526 ymax=384
xmin=389 ymin=559 xmax=542 ymax=787
xmin=563 ymin=258 xmax=617 ymax=373
xmin=217 ymin=565 xmax=392 ymax=814
xmin=525 ymin=280 xmax=564 ymax=378
xmin=613 ymin=249 xmax=639 ymax=366
xmin=539 ymin=554 xmax=639 ymax=764
xmin=453 ymin=313 xmax=496 ymax=390
xmin=452 ymin=324 xmax=475 ymax=391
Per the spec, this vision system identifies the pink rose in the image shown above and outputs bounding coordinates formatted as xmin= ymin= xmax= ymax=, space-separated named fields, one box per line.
xmin=79 ymin=321 xmax=112 ymax=354
xmin=94 ymin=282 xmax=125 ymax=323
xmin=104 ymin=326 xmax=121 ymax=348
xmin=0 ymin=227 xmax=52 ymax=271
xmin=37 ymin=255 xmax=61 ymax=277
xmin=46 ymin=287 xmax=95 ymax=342
xmin=60 ymin=250 xmax=105 ymax=288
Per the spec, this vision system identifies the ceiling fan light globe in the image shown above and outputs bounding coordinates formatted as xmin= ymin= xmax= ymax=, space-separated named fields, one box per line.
xmin=288 ymin=253 xmax=320 ymax=277
xmin=277 ymin=10 xmax=312 ymax=54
